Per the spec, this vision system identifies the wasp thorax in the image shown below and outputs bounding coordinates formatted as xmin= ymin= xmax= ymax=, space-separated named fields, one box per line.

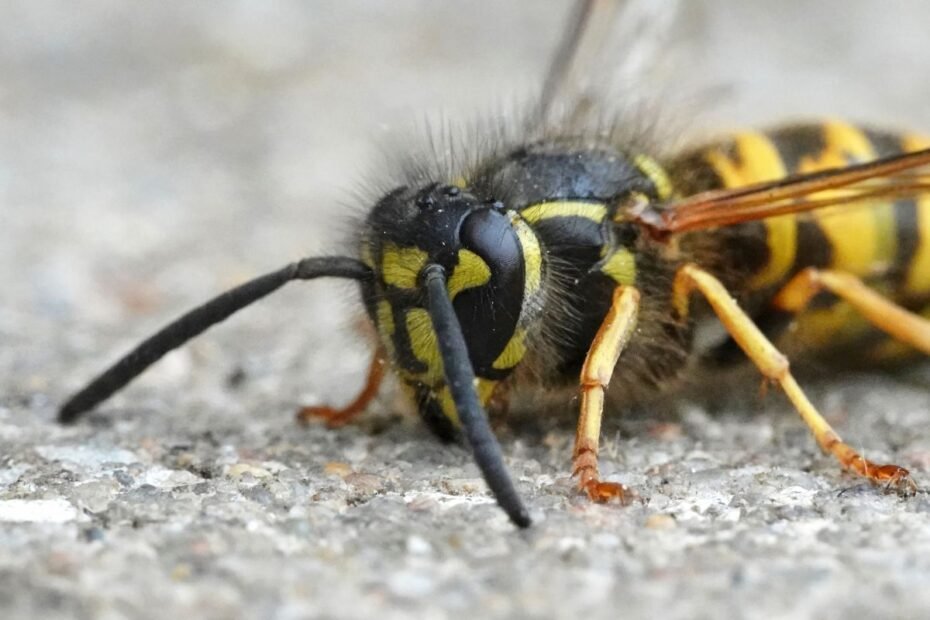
xmin=359 ymin=183 xmax=539 ymax=435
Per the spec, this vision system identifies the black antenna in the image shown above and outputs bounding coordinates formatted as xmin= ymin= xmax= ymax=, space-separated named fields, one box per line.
xmin=59 ymin=256 xmax=371 ymax=423
xmin=423 ymin=264 xmax=532 ymax=528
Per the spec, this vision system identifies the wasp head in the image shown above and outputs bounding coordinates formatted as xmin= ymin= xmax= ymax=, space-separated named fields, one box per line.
xmin=360 ymin=183 xmax=538 ymax=438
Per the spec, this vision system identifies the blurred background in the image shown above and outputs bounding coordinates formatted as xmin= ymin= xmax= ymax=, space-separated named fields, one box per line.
xmin=2 ymin=2 xmax=930 ymax=619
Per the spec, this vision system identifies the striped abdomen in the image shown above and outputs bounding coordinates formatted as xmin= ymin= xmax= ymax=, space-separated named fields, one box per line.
xmin=670 ymin=120 xmax=930 ymax=359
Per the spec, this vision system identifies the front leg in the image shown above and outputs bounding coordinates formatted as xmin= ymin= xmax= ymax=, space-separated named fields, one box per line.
xmin=572 ymin=286 xmax=640 ymax=502
xmin=297 ymin=347 xmax=386 ymax=427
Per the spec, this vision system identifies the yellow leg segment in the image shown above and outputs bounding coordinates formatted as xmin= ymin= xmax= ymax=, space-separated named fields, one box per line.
xmin=573 ymin=286 xmax=640 ymax=502
xmin=773 ymin=267 xmax=930 ymax=355
xmin=674 ymin=264 xmax=916 ymax=495
xmin=297 ymin=348 xmax=387 ymax=428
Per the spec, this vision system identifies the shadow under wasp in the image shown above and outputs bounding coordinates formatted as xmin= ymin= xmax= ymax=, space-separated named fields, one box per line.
xmin=59 ymin=1 xmax=930 ymax=527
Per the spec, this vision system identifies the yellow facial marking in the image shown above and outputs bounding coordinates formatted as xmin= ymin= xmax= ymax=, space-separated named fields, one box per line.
xmin=381 ymin=243 xmax=428 ymax=289
xmin=601 ymin=248 xmax=636 ymax=285
xmin=376 ymin=300 xmax=395 ymax=336
xmin=446 ymin=249 xmax=491 ymax=299
xmin=520 ymin=201 xmax=607 ymax=224
xmin=633 ymin=154 xmax=673 ymax=200
xmin=707 ymin=132 xmax=794 ymax=289
xmin=492 ymin=330 xmax=526 ymax=370
xmin=405 ymin=308 xmax=443 ymax=383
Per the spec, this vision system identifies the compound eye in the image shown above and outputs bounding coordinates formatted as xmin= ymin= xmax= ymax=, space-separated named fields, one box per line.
xmin=454 ymin=208 xmax=525 ymax=376
xmin=458 ymin=209 xmax=522 ymax=286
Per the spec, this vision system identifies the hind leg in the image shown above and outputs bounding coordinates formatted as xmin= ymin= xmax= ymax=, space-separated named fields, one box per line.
xmin=773 ymin=267 xmax=930 ymax=354
xmin=674 ymin=264 xmax=916 ymax=495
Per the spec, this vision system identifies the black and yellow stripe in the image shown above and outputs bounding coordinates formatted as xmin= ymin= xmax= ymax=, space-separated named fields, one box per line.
xmin=901 ymin=134 xmax=930 ymax=297
xmin=675 ymin=120 xmax=930 ymax=354
xmin=518 ymin=199 xmax=637 ymax=287
xmin=705 ymin=122 xmax=930 ymax=293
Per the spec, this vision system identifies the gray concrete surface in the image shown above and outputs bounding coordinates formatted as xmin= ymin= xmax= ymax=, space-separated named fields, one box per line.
xmin=3 ymin=2 xmax=930 ymax=619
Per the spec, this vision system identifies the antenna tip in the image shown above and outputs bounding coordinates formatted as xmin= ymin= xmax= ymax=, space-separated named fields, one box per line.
xmin=57 ymin=399 xmax=84 ymax=424
xmin=512 ymin=509 xmax=532 ymax=528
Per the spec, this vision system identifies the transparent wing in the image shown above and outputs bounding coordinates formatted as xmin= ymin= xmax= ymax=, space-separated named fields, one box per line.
xmin=629 ymin=148 xmax=930 ymax=235
xmin=539 ymin=0 xmax=684 ymax=122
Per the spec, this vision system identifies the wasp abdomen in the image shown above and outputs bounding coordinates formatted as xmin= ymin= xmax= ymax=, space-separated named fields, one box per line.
xmin=671 ymin=120 xmax=930 ymax=359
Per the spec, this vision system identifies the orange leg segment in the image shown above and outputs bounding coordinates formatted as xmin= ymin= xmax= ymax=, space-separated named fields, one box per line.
xmin=773 ymin=267 xmax=930 ymax=355
xmin=297 ymin=350 xmax=386 ymax=428
xmin=572 ymin=286 xmax=641 ymax=502
xmin=674 ymin=264 xmax=916 ymax=495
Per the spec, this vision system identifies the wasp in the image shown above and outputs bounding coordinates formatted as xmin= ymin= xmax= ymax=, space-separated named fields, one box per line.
xmin=59 ymin=1 xmax=930 ymax=528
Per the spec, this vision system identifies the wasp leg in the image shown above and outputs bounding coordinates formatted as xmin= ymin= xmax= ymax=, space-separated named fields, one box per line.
xmin=674 ymin=264 xmax=916 ymax=495
xmin=297 ymin=349 xmax=386 ymax=428
xmin=573 ymin=286 xmax=640 ymax=502
xmin=773 ymin=267 xmax=930 ymax=354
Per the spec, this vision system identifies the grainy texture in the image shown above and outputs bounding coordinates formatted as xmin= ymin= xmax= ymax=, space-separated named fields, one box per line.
xmin=3 ymin=2 xmax=930 ymax=619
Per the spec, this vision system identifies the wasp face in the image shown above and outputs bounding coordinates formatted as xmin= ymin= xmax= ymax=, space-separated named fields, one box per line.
xmin=360 ymin=183 xmax=541 ymax=437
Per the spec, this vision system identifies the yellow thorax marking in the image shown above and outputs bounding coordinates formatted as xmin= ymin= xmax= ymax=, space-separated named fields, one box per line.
xmin=521 ymin=200 xmax=607 ymax=224
xmin=633 ymin=154 xmax=673 ymax=200
xmin=601 ymin=248 xmax=636 ymax=285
